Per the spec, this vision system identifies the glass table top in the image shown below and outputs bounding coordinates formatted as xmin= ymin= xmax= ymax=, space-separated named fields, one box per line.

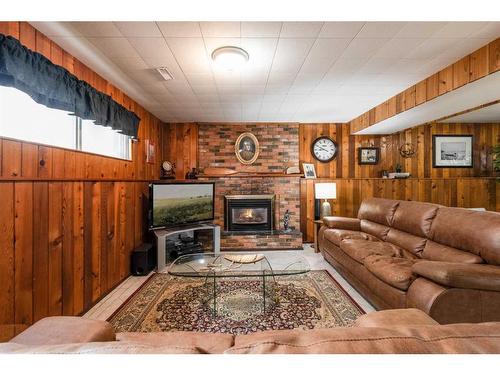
xmin=168 ymin=252 xmax=310 ymax=278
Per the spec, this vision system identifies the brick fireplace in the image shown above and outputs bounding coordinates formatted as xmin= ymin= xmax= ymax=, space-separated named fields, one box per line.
xmin=197 ymin=123 xmax=302 ymax=250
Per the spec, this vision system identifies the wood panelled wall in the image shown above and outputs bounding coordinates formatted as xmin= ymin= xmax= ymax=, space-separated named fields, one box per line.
xmin=300 ymin=122 xmax=500 ymax=179
xmin=299 ymin=122 xmax=500 ymax=241
xmin=160 ymin=123 xmax=198 ymax=179
xmin=0 ymin=22 xmax=163 ymax=341
xmin=350 ymin=38 xmax=500 ymax=133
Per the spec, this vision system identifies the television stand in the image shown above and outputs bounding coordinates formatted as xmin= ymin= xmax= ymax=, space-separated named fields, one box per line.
xmin=153 ymin=223 xmax=221 ymax=272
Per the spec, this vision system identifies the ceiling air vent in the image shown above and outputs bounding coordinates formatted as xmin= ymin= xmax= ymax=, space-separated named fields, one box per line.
xmin=156 ymin=67 xmax=174 ymax=81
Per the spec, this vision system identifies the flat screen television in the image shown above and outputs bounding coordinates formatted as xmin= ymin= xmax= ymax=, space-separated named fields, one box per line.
xmin=149 ymin=182 xmax=215 ymax=229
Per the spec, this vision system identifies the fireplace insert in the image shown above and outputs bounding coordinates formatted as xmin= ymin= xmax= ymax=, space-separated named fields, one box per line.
xmin=224 ymin=194 xmax=275 ymax=232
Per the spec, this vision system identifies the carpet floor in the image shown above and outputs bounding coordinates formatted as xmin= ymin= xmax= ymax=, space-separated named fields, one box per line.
xmin=108 ymin=270 xmax=365 ymax=335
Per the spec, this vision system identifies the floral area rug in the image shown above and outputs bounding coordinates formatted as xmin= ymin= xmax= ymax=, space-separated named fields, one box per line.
xmin=108 ymin=270 xmax=364 ymax=335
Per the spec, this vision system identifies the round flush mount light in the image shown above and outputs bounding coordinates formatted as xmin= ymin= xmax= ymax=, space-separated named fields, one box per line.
xmin=211 ymin=46 xmax=249 ymax=71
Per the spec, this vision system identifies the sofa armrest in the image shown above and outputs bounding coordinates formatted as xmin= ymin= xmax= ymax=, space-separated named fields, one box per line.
xmin=323 ymin=216 xmax=361 ymax=231
xmin=10 ymin=317 xmax=116 ymax=346
xmin=354 ymin=309 xmax=438 ymax=328
xmin=412 ymin=261 xmax=500 ymax=292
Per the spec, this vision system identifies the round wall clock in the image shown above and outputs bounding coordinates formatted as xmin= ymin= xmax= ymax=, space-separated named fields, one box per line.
xmin=311 ymin=136 xmax=338 ymax=163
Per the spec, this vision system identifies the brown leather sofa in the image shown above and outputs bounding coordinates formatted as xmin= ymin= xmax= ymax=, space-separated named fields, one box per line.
xmin=1 ymin=309 xmax=500 ymax=354
xmin=318 ymin=198 xmax=500 ymax=324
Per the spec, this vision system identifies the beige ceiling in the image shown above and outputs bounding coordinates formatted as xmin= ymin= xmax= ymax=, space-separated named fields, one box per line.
xmin=36 ymin=22 xmax=500 ymax=123
xmin=440 ymin=102 xmax=500 ymax=123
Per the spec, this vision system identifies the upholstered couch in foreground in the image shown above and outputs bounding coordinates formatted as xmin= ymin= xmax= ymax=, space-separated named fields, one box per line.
xmin=1 ymin=309 xmax=500 ymax=354
xmin=318 ymin=198 xmax=500 ymax=324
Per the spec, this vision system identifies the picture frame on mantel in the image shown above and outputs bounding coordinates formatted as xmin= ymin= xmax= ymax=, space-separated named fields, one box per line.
xmin=303 ymin=163 xmax=317 ymax=178
xmin=432 ymin=135 xmax=473 ymax=168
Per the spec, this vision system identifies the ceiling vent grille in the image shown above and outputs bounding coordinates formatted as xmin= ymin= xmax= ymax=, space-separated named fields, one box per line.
xmin=156 ymin=67 xmax=174 ymax=81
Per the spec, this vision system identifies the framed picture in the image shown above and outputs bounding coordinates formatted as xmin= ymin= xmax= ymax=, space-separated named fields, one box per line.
xmin=303 ymin=163 xmax=317 ymax=179
xmin=433 ymin=135 xmax=473 ymax=168
xmin=145 ymin=139 xmax=156 ymax=164
xmin=358 ymin=147 xmax=379 ymax=165
xmin=235 ymin=132 xmax=259 ymax=165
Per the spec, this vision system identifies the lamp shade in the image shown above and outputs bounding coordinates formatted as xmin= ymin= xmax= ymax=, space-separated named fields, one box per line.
xmin=315 ymin=183 xmax=337 ymax=199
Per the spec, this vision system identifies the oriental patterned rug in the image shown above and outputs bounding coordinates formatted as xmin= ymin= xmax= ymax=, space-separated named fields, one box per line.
xmin=108 ymin=270 xmax=364 ymax=335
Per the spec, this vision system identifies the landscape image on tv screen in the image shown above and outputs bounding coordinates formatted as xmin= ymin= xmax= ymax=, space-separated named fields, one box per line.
xmin=152 ymin=184 xmax=214 ymax=228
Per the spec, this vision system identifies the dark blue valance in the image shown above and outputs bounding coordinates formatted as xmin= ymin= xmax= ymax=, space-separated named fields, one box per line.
xmin=0 ymin=34 xmax=140 ymax=138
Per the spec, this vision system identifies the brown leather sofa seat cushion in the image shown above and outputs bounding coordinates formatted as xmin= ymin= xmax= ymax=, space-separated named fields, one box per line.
xmin=363 ymin=255 xmax=420 ymax=291
xmin=430 ymin=208 xmax=500 ymax=265
xmin=116 ymin=332 xmax=234 ymax=354
xmin=323 ymin=229 xmax=377 ymax=247
xmin=391 ymin=200 xmax=440 ymax=237
xmin=340 ymin=239 xmax=400 ymax=264
xmin=10 ymin=317 xmax=115 ymax=345
xmin=357 ymin=198 xmax=400 ymax=226
xmin=354 ymin=308 xmax=439 ymax=327
xmin=412 ymin=261 xmax=500 ymax=292
xmin=422 ymin=241 xmax=483 ymax=264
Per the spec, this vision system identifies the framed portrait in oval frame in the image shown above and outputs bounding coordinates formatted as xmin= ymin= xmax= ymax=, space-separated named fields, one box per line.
xmin=235 ymin=132 xmax=259 ymax=165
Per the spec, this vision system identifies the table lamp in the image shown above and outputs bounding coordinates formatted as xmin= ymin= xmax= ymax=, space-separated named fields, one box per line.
xmin=315 ymin=183 xmax=337 ymax=218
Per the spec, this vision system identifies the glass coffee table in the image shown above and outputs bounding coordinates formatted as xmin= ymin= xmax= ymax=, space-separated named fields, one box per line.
xmin=168 ymin=252 xmax=310 ymax=316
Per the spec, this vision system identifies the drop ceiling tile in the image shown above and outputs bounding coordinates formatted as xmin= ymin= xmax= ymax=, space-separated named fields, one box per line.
xmin=87 ymin=37 xmax=140 ymax=58
xmin=319 ymin=22 xmax=365 ymax=38
xmin=185 ymin=73 xmax=215 ymax=85
xmin=156 ymin=22 xmax=202 ymax=37
xmin=405 ymin=38 xmax=461 ymax=60
xmin=114 ymin=22 xmax=162 ymax=37
xmin=280 ymin=22 xmax=323 ymax=38
xmin=264 ymin=84 xmax=291 ymax=94
xmin=357 ymin=58 xmax=397 ymax=74
xmin=192 ymin=85 xmax=219 ymax=95
xmin=166 ymin=37 xmax=212 ymax=74
xmin=469 ymin=22 xmax=500 ymax=39
xmin=241 ymin=22 xmax=282 ymax=37
xmin=270 ymin=38 xmax=315 ymax=74
xmin=372 ymin=38 xmax=426 ymax=59
xmin=340 ymin=38 xmax=390 ymax=59
xmin=357 ymin=22 xmax=407 ymax=38
xmin=432 ymin=22 xmax=488 ymax=38
xmin=113 ymin=56 xmax=150 ymax=71
xmin=200 ymin=22 xmax=241 ymax=37
xmin=394 ymin=22 xmax=447 ymax=38
xmin=71 ymin=22 xmax=122 ymax=37
xmin=267 ymin=73 xmax=296 ymax=85
xmin=240 ymin=38 xmax=278 ymax=71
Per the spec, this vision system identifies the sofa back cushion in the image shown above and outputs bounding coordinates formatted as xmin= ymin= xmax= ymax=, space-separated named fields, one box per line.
xmin=358 ymin=198 xmax=400 ymax=226
xmin=422 ymin=241 xmax=484 ymax=264
xmin=360 ymin=220 xmax=390 ymax=241
xmin=430 ymin=208 xmax=500 ymax=265
xmin=386 ymin=228 xmax=427 ymax=257
xmin=392 ymin=200 xmax=440 ymax=237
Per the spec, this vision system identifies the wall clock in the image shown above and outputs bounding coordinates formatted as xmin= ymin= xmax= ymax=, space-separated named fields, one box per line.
xmin=311 ymin=136 xmax=338 ymax=163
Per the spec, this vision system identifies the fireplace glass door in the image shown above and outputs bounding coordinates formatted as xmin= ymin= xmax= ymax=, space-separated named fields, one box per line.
xmin=231 ymin=208 xmax=268 ymax=225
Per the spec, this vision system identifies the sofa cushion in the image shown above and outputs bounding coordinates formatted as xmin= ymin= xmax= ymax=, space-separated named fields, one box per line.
xmin=116 ymin=332 xmax=234 ymax=354
xmin=357 ymin=198 xmax=400 ymax=226
xmin=9 ymin=316 xmax=115 ymax=345
xmin=354 ymin=308 xmax=439 ymax=328
xmin=430 ymin=208 xmax=500 ymax=265
xmin=363 ymin=255 xmax=419 ymax=291
xmin=391 ymin=200 xmax=440 ymax=237
xmin=422 ymin=241 xmax=483 ymax=264
xmin=323 ymin=229 xmax=377 ymax=247
xmin=340 ymin=239 xmax=399 ymax=264
xmin=386 ymin=228 xmax=427 ymax=257
xmin=360 ymin=220 xmax=391 ymax=240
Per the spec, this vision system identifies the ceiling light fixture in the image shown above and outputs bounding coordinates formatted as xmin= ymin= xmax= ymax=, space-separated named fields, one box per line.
xmin=211 ymin=46 xmax=249 ymax=71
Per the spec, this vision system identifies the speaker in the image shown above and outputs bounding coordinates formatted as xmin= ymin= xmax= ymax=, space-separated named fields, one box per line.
xmin=131 ymin=243 xmax=155 ymax=276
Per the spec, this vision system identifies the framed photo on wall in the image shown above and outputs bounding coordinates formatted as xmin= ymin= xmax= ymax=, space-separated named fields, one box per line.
xmin=235 ymin=132 xmax=260 ymax=165
xmin=303 ymin=163 xmax=317 ymax=178
xmin=358 ymin=147 xmax=379 ymax=165
xmin=432 ymin=135 xmax=473 ymax=168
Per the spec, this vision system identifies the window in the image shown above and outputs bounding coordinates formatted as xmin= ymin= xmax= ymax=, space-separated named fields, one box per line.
xmin=0 ymin=86 xmax=132 ymax=160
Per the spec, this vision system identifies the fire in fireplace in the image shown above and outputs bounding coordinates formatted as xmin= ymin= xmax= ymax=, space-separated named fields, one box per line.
xmin=224 ymin=195 xmax=275 ymax=232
